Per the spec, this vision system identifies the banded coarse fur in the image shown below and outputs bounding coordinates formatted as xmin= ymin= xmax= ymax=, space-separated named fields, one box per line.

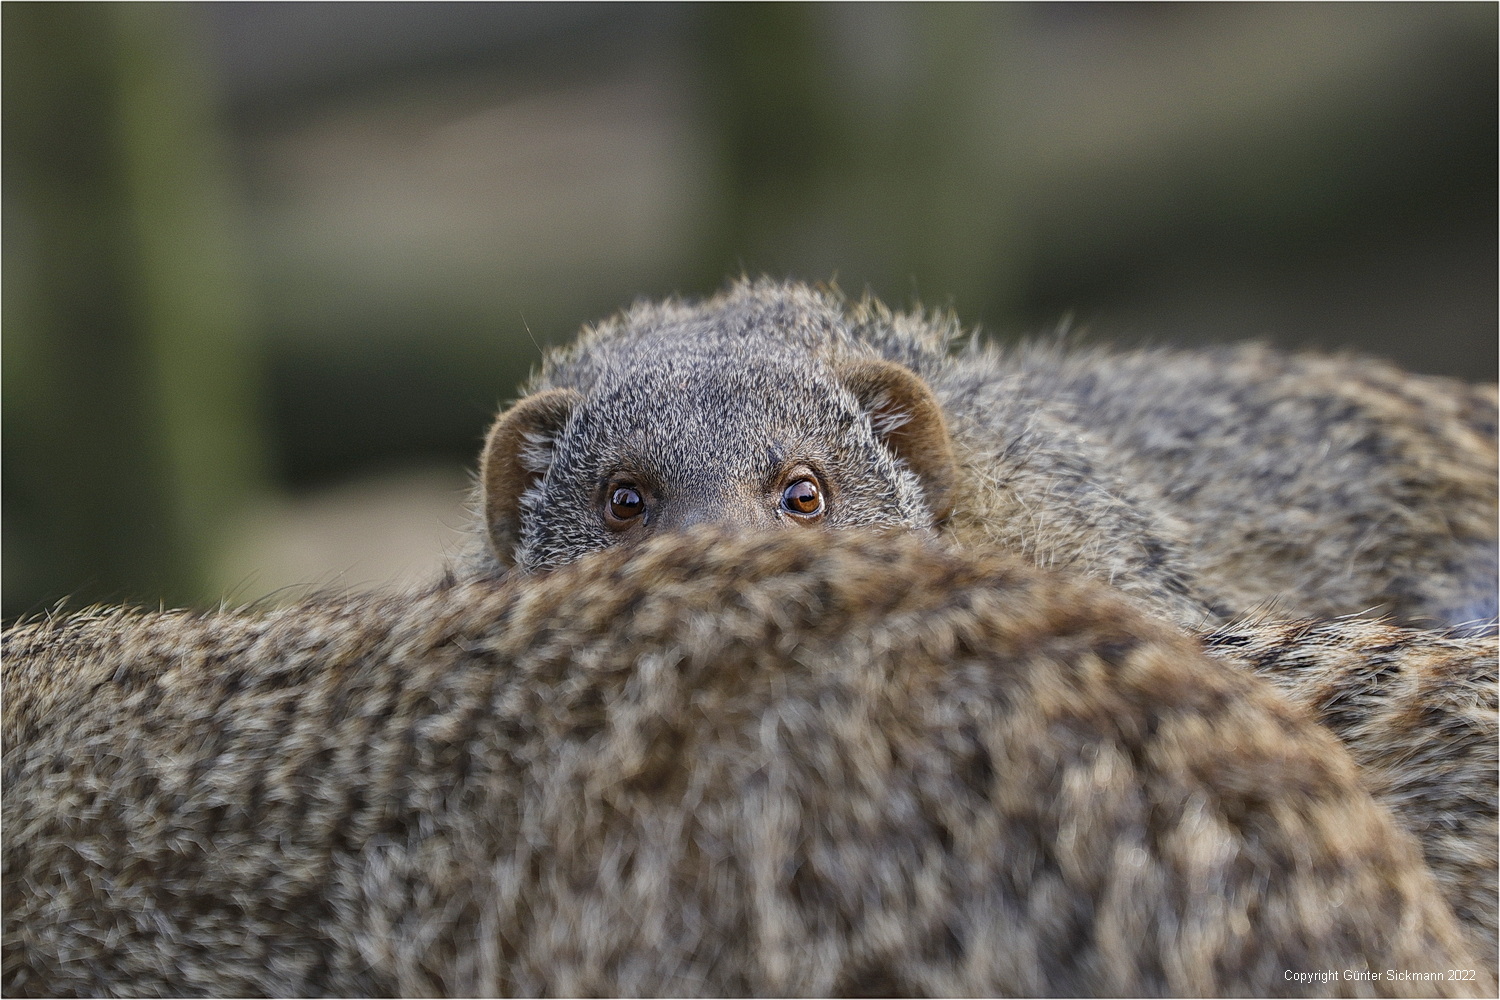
xmin=1203 ymin=616 xmax=1499 ymax=967
xmin=4 ymin=529 xmax=1489 ymax=997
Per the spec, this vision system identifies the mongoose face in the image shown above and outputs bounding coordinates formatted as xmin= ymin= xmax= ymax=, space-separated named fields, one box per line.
xmin=481 ymin=331 xmax=957 ymax=572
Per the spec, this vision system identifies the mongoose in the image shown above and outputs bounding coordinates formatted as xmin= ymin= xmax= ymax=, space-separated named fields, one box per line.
xmin=3 ymin=530 xmax=1489 ymax=997
xmin=473 ymin=279 xmax=1498 ymax=630
xmin=1203 ymin=617 xmax=1500 ymax=965
xmin=1011 ymin=341 xmax=1500 ymax=630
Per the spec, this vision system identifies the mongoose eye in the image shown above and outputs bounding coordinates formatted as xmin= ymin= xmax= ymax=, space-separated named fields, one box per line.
xmin=606 ymin=485 xmax=645 ymax=526
xmin=781 ymin=477 xmax=824 ymax=519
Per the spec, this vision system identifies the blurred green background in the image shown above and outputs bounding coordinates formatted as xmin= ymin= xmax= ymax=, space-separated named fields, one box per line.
xmin=4 ymin=2 xmax=1496 ymax=618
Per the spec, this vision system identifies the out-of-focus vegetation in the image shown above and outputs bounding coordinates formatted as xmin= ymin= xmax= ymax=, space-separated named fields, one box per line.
xmin=4 ymin=2 xmax=1495 ymax=617
xmin=4 ymin=4 xmax=264 ymax=614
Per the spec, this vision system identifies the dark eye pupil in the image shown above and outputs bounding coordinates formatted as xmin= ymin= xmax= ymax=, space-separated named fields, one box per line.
xmin=610 ymin=487 xmax=643 ymax=519
xmin=783 ymin=479 xmax=821 ymax=515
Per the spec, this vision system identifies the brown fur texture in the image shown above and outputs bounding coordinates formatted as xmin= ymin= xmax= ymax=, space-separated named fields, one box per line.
xmin=3 ymin=529 xmax=1489 ymax=997
xmin=1203 ymin=618 xmax=1500 ymax=966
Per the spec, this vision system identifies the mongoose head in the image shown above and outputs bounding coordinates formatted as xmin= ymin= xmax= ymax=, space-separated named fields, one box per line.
xmin=480 ymin=313 xmax=956 ymax=572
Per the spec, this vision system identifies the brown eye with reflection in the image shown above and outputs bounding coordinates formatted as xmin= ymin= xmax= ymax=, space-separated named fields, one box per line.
xmin=605 ymin=484 xmax=645 ymax=527
xmin=781 ymin=477 xmax=824 ymax=519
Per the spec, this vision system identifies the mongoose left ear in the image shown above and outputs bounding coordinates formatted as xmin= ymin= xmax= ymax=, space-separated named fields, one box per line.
xmin=480 ymin=388 xmax=583 ymax=566
xmin=837 ymin=359 xmax=956 ymax=522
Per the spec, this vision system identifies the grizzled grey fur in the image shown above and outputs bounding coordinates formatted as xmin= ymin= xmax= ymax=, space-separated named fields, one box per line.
xmin=471 ymin=279 xmax=1497 ymax=631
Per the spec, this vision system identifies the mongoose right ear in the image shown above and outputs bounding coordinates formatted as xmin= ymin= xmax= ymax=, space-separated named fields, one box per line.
xmin=479 ymin=388 xmax=582 ymax=566
xmin=837 ymin=359 xmax=956 ymax=523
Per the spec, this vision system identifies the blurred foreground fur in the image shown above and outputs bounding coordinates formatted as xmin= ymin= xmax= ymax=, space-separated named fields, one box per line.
xmin=4 ymin=529 xmax=1490 ymax=997
xmin=1204 ymin=618 xmax=1500 ymax=964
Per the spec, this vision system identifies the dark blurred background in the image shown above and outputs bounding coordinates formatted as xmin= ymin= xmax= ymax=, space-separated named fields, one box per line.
xmin=4 ymin=2 xmax=1496 ymax=617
